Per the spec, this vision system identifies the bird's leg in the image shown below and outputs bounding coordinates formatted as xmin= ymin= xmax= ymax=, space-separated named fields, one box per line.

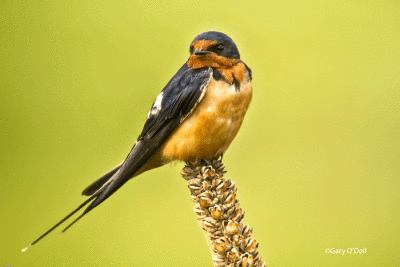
xmin=201 ymin=158 xmax=212 ymax=166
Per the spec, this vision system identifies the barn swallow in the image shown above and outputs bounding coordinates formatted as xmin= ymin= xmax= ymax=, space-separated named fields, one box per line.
xmin=23 ymin=31 xmax=252 ymax=251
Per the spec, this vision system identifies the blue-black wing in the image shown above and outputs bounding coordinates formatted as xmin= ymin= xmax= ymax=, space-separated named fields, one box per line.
xmin=83 ymin=64 xmax=212 ymax=211
xmin=139 ymin=65 xmax=211 ymax=140
xmin=58 ymin=64 xmax=212 ymax=232
xmin=27 ymin=64 xmax=214 ymax=248
xmin=81 ymin=64 xmax=211 ymax=196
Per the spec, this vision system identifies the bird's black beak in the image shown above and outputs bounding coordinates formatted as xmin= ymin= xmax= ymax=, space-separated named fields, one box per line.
xmin=193 ymin=49 xmax=211 ymax=56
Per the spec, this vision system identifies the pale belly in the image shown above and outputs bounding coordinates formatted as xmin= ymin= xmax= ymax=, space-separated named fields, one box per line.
xmin=160 ymin=76 xmax=252 ymax=162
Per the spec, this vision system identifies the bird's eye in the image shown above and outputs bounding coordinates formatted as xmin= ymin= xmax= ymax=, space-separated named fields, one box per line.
xmin=208 ymin=43 xmax=225 ymax=54
xmin=190 ymin=45 xmax=194 ymax=54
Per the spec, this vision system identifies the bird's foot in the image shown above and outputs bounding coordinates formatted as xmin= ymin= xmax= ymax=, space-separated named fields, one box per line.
xmin=201 ymin=158 xmax=212 ymax=166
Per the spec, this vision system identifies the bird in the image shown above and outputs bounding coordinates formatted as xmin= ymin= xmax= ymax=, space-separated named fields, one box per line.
xmin=22 ymin=30 xmax=252 ymax=251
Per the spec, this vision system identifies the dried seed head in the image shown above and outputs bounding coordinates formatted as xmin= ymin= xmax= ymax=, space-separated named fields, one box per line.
xmin=241 ymin=224 xmax=253 ymax=238
xmin=204 ymin=216 xmax=217 ymax=226
xmin=188 ymin=183 xmax=202 ymax=191
xmin=212 ymin=197 xmax=219 ymax=205
xmin=212 ymin=230 xmax=223 ymax=238
xmin=209 ymin=205 xmax=223 ymax=220
xmin=224 ymin=220 xmax=239 ymax=236
xmin=188 ymin=178 xmax=202 ymax=187
xmin=216 ymin=178 xmax=229 ymax=193
xmin=213 ymin=251 xmax=225 ymax=260
xmin=202 ymin=179 xmax=212 ymax=190
xmin=227 ymin=180 xmax=235 ymax=190
xmin=232 ymin=208 xmax=244 ymax=222
xmin=214 ymin=237 xmax=232 ymax=254
xmin=180 ymin=166 xmax=193 ymax=179
xmin=201 ymin=166 xmax=216 ymax=179
xmin=213 ymin=257 xmax=226 ymax=267
xmin=209 ymin=233 xmax=221 ymax=242
xmin=202 ymin=220 xmax=216 ymax=232
xmin=198 ymin=192 xmax=213 ymax=208
xmin=182 ymin=159 xmax=264 ymax=267
xmin=232 ymin=234 xmax=244 ymax=247
xmin=200 ymin=191 xmax=213 ymax=198
xmin=227 ymin=248 xmax=240 ymax=262
xmin=244 ymin=237 xmax=257 ymax=253
xmin=224 ymin=191 xmax=237 ymax=206
xmin=194 ymin=207 xmax=205 ymax=217
xmin=215 ymin=177 xmax=224 ymax=186
xmin=241 ymin=253 xmax=254 ymax=267
xmin=226 ymin=205 xmax=236 ymax=217
xmin=252 ymin=251 xmax=260 ymax=262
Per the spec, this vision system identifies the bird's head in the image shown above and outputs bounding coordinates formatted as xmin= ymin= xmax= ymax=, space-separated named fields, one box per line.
xmin=188 ymin=31 xmax=240 ymax=69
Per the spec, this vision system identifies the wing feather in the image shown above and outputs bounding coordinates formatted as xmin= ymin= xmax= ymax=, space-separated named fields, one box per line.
xmin=82 ymin=65 xmax=212 ymax=214
xmin=27 ymin=64 xmax=213 ymax=246
xmin=77 ymin=65 xmax=212 ymax=220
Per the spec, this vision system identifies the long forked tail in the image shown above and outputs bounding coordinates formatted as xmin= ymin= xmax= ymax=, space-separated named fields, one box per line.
xmin=22 ymin=152 xmax=141 ymax=252
xmin=22 ymin=137 xmax=163 ymax=252
xmin=22 ymin=188 xmax=103 ymax=252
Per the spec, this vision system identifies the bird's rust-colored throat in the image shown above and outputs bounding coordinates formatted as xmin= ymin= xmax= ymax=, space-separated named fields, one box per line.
xmin=188 ymin=40 xmax=248 ymax=84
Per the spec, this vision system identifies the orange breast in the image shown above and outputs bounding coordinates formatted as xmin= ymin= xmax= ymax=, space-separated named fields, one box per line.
xmin=160 ymin=64 xmax=252 ymax=163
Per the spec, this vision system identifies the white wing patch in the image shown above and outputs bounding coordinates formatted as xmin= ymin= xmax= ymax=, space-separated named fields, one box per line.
xmin=147 ymin=91 xmax=164 ymax=118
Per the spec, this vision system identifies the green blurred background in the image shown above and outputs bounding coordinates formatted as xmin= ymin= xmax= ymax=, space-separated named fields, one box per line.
xmin=1 ymin=0 xmax=399 ymax=266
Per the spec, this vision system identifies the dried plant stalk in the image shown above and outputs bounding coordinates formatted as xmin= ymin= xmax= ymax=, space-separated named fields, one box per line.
xmin=181 ymin=159 xmax=265 ymax=267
